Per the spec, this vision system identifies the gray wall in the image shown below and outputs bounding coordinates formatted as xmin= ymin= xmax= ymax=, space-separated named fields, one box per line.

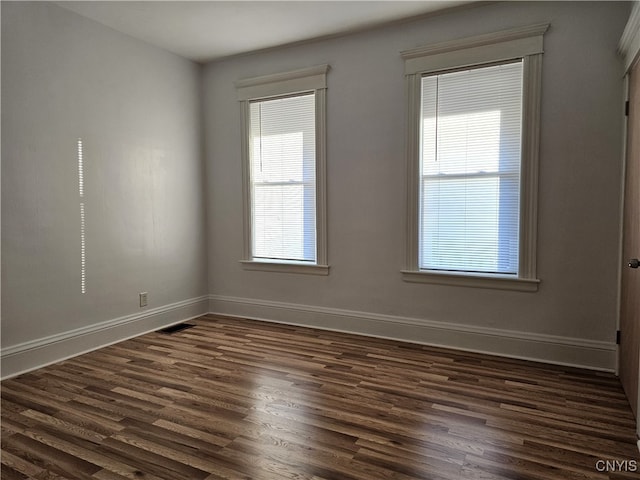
xmin=203 ymin=2 xmax=629 ymax=347
xmin=1 ymin=1 xmax=630 ymax=373
xmin=1 ymin=2 xmax=208 ymax=348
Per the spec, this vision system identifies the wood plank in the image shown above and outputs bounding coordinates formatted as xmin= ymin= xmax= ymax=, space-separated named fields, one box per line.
xmin=2 ymin=314 xmax=638 ymax=479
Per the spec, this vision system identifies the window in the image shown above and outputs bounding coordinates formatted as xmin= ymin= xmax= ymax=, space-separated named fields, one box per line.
xmin=250 ymin=94 xmax=316 ymax=263
xmin=402 ymin=24 xmax=548 ymax=291
xmin=236 ymin=65 xmax=329 ymax=275
xmin=420 ymin=62 xmax=523 ymax=275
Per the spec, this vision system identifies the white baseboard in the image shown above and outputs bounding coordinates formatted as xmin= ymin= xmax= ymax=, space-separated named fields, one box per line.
xmin=0 ymin=295 xmax=210 ymax=380
xmin=209 ymin=294 xmax=617 ymax=372
xmin=1 ymin=294 xmax=617 ymax=380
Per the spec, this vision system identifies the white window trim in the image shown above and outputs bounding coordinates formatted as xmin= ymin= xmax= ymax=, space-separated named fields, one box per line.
xmin=236 ymin=65 xmax=329 ymax=275
xmin=401 ymin=24 xmax=548 ymax=292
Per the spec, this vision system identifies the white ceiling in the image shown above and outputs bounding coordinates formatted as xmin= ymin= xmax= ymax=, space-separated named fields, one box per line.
xmin=55 ymin=1 xmax=473 ymax=63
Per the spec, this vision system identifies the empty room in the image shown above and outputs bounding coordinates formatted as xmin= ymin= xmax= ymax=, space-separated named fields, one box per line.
xmin=2 ymin=1 xmax=640 ymax=478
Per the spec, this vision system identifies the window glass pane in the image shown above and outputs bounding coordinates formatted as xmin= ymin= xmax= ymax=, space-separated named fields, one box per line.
xmin=249 ymin=93 xmax=316 ymax=262
xmin=419 ymin=61 xmax=523 ymax=274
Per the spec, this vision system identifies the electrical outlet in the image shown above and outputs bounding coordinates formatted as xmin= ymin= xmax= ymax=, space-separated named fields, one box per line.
xmin=139 ymin=292 xmax=148 ymax=307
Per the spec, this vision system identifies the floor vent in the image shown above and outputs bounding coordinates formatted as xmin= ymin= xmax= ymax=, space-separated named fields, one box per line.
xmin=158 ymin=323 xmax=196 ymax=334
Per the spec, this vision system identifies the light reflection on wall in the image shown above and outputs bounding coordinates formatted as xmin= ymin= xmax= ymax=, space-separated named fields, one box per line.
xmin=77 ymin=138 xmax=86 ymax=294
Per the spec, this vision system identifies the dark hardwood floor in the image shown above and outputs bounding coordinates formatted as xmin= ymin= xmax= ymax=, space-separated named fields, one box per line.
xmin=2 ymin=314 xmax=639 ymax=479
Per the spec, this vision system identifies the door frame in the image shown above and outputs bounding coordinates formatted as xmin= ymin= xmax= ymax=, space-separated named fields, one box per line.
xmin=618 ymin=2 xmax=640 ymax=441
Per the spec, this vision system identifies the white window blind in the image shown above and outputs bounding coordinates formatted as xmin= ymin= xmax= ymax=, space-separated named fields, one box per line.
xmin=249 ymin=93 xmax=316 ymax=263
xmin=419 ymin=61 xmax=523 ymax=275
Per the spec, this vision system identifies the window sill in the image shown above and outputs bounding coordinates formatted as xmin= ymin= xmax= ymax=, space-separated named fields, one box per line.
xmin=240 ymin=260 xmax=329 ymax=276
xmin=401 ymin=269 xmax=540 ymax=292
